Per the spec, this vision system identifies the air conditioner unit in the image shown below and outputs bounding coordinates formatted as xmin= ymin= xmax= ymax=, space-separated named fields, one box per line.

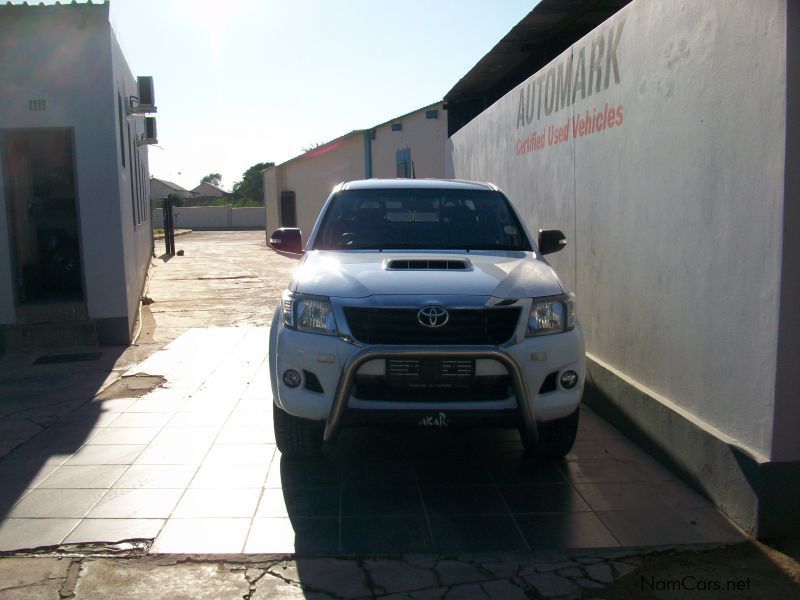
xmin=141 ymin=117 xmax=158 ymax=145
xmin=127 ymin=76 xmax=157 ymax=114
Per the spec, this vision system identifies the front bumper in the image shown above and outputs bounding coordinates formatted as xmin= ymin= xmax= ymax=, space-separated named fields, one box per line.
xmin=270 ymin=315 xmax=585 ymax=442
xmin=323 ymin=345 xmax=536 ymax=442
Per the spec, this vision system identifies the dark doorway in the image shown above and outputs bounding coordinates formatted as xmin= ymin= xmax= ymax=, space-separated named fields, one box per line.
xmin=280 ymin=190 xmax=297 ymax=227
xmin=2 ymin=128 xmax=83 ymax=304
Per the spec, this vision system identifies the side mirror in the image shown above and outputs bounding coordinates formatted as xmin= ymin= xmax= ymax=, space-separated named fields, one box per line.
xmin=269 ymin=227 xmax=303 ymax=256
xmin=538 ymin=229 xmax=567 ymax=255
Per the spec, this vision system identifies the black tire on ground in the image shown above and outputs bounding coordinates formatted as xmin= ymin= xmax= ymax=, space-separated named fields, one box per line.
xmin=521 ymin=408 xmax=580 ymax=459
xmin=273 ymin=404 xmax=324 ymax=457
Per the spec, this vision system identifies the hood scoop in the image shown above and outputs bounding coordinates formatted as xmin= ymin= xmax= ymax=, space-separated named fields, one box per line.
xmin=385 ymin=258 xmax=472 ymax=271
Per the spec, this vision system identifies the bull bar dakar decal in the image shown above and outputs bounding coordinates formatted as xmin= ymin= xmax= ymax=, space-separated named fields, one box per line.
xmin=515 ymin=19 xmax=626 ymax=155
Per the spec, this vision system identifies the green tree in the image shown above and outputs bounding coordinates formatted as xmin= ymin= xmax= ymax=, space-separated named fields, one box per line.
xmin=231 ymin=161 xmax=274 ymax=205
xmin=200 ymin=172 xmax=222 ymax=187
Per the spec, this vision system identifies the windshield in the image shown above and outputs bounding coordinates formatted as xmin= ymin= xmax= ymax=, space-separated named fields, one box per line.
xmin=313 ymin=188 xmax=532 ymax=251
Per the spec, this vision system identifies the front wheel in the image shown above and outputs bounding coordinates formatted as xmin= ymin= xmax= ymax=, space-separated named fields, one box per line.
xmin=521 ymin=408 xmax=579 ymax=459
xmin=273 ymin=404 xmax=324 ymax=457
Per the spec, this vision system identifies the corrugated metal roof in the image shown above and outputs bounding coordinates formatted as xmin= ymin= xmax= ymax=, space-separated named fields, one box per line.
xmin=368 ymin=101 xmax=443 ymax=131
xmin=150 ymin=178 xmax=189 ymax=192
xmin=191 ymin=182 xmax=227 ymax=194
xmin=444 ymin=0 xmax=632 ymax=135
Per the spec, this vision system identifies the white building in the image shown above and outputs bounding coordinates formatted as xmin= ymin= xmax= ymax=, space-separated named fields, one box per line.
xmin=0 ymin=1 xmax=155 ymax=349
xmin=447 ymin=0 xmax=799 ymax=538
xmin=263 ymin=102 xmax=447 ymax=241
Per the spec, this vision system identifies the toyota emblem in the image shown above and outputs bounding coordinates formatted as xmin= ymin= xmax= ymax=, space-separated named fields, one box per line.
xmin=417 ymin=305 xmax=449 ymax=328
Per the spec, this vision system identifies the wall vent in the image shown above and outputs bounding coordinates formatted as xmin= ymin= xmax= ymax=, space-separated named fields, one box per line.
xmin=28 ymin=99 xmax=46 ymax=111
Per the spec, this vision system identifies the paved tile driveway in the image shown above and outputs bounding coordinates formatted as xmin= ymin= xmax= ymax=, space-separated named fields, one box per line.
xmin=0 ymin=327 xmax=743 ymax=554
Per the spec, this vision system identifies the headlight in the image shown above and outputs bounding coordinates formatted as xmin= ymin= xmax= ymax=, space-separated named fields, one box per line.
xmin=281 ymin=290 xmax=338 ymax=336
xmin=526 ymin=293 xmax=576 ymax=336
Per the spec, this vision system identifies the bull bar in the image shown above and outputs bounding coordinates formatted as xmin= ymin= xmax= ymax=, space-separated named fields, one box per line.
xmin=323 ymin=344 xmax=537 ymax=443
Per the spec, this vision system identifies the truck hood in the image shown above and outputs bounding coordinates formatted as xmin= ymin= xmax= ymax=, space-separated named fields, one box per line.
xmin=291 ymin=251 xmax=564 ymax=298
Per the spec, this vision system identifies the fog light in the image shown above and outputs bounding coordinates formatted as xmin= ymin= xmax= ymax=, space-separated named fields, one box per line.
xmin=560 ymin=370 xmax=579 ymax=389
xmin=283 ymin=369 xmax=301 ymax=388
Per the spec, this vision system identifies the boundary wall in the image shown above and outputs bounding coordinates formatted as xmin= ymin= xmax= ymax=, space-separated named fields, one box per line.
xmin=152 ymin=206 xmax=264 ymax=230
xmin=450 ymin=0 xmax=798 ymax=537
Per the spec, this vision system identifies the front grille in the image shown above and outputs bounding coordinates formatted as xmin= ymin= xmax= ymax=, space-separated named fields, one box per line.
xmin=439 ymin=359 xmax=474 ymax=378
xmin=354 ymin=374 xmax=510 ymax=402
xmin=343 ymin=307 xmax=520 ymax=345
xmin=386 ymin=358 xmax=475 ymax=382
xmin=387 ymin=359 xmax=422 ymax=378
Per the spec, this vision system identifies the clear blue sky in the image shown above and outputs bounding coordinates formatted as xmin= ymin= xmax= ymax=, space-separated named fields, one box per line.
xmin=104 ymin=0 xmax=537 ymax=191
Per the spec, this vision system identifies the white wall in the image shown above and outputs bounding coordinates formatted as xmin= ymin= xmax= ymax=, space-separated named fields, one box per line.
xmin=153 ymin=206 xmax=265 ymax=229
xmin=0 ymin=5 xmax=126 ymax=323
xmin=452 ymin=0 xmax=788 ymax=460
xmin=112 ymin=32 xmax=154 ymax=336
xmin=263 ymin=106 xmax=450 ymax=244
xmin=0 ymin=4 xmax=152 ymax=343
xmin=231 ymin=207 xmax=264 ymax=228
xmin=173 ymin=206 xmax=229 ymax=229
xmin=371 ymin=104 xmax=448 ymax=178
xmin=265 ymin=134 xmax=365 ymax=242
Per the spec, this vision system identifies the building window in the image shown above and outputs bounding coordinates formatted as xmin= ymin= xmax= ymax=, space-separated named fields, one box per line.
xmin=396 ymin=148 xmax=411 ymax=178
xmin=127 ymin=123 xmax=136 ymax=228
xmin=117 ymin=92 xmax=125 ymax=168
xmin=280 ymin=191 xmax=297 ymax=227
xmin=28 ymin=99 xmax=46 ymax=111
xmin=391 ymin=123 xmax=402 ymax=132
xmin=133 ymin=152 xmax=141 ymax=225
xmin=141 ymin=165 xmax=148 ymax=223
xmin=425 ymin=109 xmax=438 ymax=119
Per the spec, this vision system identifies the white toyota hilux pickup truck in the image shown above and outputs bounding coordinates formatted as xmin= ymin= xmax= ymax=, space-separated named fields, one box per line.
xmin=268 ymin=179 xmax=585 ymax=458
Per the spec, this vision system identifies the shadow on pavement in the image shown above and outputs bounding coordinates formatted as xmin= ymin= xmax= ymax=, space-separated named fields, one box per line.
xmin=279 ymin=428 xmax=800 ymax=597
xmin=0 ymin=348 xmax=125 ymax=547
xmin=280 ymin=426 xmax=585 ymax=556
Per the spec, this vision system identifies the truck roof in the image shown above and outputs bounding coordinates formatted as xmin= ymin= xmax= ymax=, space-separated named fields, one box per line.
xmin=340 ymin=178 xmax=498 ymax=192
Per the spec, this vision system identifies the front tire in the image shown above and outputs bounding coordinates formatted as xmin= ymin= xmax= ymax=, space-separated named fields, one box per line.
xmin=273 ymin=404 xmax=323 ymax=457
xmin=521 ymin=408 xmax=579 ymax=459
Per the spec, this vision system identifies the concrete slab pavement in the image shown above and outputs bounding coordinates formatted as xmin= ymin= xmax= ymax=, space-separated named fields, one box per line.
xmin=141 ymin=231 xmax=296 ymax=346
xmin=0 ymin=323 xmax=746 ymax=555
xmin=0 ymin=232 xmax=797 ymax=598
xmin=2 ymin=546 xmax=799 ymax=598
